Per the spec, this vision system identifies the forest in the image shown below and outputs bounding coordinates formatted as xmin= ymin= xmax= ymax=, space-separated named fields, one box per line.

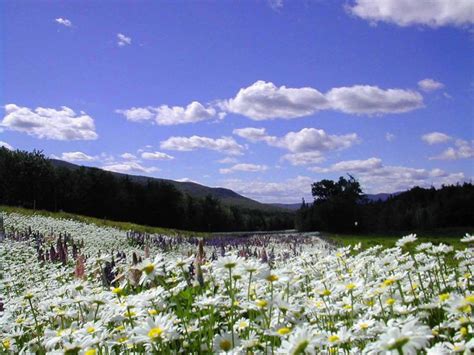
xmin=296 ymin=175 xmax=474 ymax=233
xmin=0 ymin=148 xmax=294 ymax=232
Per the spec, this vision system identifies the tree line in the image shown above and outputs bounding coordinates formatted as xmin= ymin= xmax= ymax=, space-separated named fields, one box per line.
xmin=296 ymin=175 xmax=474 ymax=233
xmin=0 ymin=148 xmax=294 ymax=232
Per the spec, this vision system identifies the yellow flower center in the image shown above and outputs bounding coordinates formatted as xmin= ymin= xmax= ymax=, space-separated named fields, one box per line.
xmin=238 ymin=321 xmax=249 ymax=329
xmin=2 ymin=339 xmax=11 ymax=349
xmin=383 ymin=278 xmax=395 ymax=287
xmin=219 ymin=339 xmax=232 ymax=351
xmin=148 ymin=309 xmax=158 ymax=316
xmin=256 ymin=299 xmax=268 ymax=308
xmin=460 ymin=327 xmax=468 ymax=336
xmin=386 ymin=298 xmax=396 ymax=306
xmin=148 ymin=327 xmax=163 ymax=339
xmin=85 ymin=350 xmax=97 ymax=355
xmin=277 ymin=327 xmax=291 ymax=335
xmin=266 ymin=274 xmax=279 ymax=282
xmin=439 ymin=293 xmax=450 ymax=302
xmin=359 ymin=323 xmax=369 ymax=330
xmin=86 ymin=327 xmax=95 ymax=334
xmin=464 ymin=295 xmax=474 ymax=303
xmin=346 ymin=283 xmax=356 ymax=290
xmin=320 ymin=289 xmax=331 ymax=297
xmin=328 ymin=335 xmax=340 ymax=343
xmin=111 ymin=287 xmax=122 ymax=295
xmin=118 ymin=337 xmax=128 ymax=343
xmin=143 ymin=263 xmax=155 ymax=274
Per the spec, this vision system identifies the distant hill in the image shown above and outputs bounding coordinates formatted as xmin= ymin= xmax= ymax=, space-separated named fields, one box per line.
xmin=273 ymin=193 xmax=402 ymax=211
xmin=363 ymin=192 xmax=402 ymax=202
xmin=49 ymin=159 xmax=285 ymax=212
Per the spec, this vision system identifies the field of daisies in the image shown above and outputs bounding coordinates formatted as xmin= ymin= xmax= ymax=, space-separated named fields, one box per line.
xmin=0 ymin=212 xmax=473 ymax=354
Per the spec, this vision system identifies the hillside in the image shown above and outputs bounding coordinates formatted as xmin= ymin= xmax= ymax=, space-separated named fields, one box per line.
xmin=50 ymin=159 xmax=283 ymax=212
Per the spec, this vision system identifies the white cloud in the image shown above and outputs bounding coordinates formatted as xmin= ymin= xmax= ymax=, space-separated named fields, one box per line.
xmin=120 ymin=153 xmax=137 ymax=160
xmin=310 ymin=157 xmax=383 ymax=173
xmin=221 ymin=80 xmax=329 ymax=120
xmin=234 ymin=127 xmax=358 ymax=153
xmin=281 ymin=152 xmax=326 ymax=166
xmin=347 ymin=0 xmax=474 ymax=28
xmin=176 ymin=178 xmax=200 ymax=183
xmin=422 ymin=132 xmax=452 ymax=145
xmin=217 ymin=157 xmax=239 ymax=164
xmin=103 ymin=161 xmax=158 ymax=175
xmin=59 ymin=151 xmax=96 ymax=162
xmin=326 ymin=85 xmax=423 ymax=115
xmin=385 ymin=132 xmax=396 ymax=142
xmin=219 ymin=163 xmax=268 ymax=174
xmin=233 ymin=127 xmax=275 ymax=143
xmin=418 ymin=78 xmax=445 ymax=92
xmin=117 ymin=33 xmax=132 ymax=47
xmin=222 ymin=81 xmax=423 ymax=120
xmin=117 ymin=101 xmax=217 ymax=125
xmin=1 ymin=104 xmax=98 ymax=141
xmin=279 ymin=128 xmax=359 ymax=153
xmin=268 ymin=0 xmax=284 ymax=10
xmin=0 ymin=141 xmax=13 ymax=150
xmin=55 ymin=18 xmax=72 ymax=27
xmin=141 ymin=151 xmax=174 ymax=160
xmin=160 ymin=136 xmax=244 ymax=155
xmin=430 ymin=139 xmax=474 ymax=160
xmin=116 ymin=107 xmax=154 ymax=122
xmin=220 ymin=176 xmax=314 ymax=203
xmin=309 ymin=157 xmax=466 ymax=193
xmin=234 ymin=127 xmax=358 ymax=164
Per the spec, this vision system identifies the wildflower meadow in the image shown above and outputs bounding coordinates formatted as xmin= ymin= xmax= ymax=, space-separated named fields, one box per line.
xmin=0 ymin=212 xmax=473 ymax=354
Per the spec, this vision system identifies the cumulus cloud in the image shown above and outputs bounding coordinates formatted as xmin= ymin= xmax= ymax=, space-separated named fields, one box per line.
xmin=222 ymin=81 xmax=423 ymax=119
xmin=220 ymin=176 xmax=314 ymax=203
xmin=281 ymin=152 xmax=326 ymax=166
xmin=120 ymin=153 xmax=137 ymax=160
xmin=422 ymin=132 xmax=452 ymax=145
xmin=160 ymin=136 xmax=244 ymax=155
xmin=1 ymin=104 xmax=98 ymax=140
xmin=309 ymin=157 xmax=466 ymax=193
xmin=141 ymin=151 xmax=174 ymax=160
xmin=59 ymin=151 xmax=96 ymax=162
xmin=117 ymin=33 xmax=132 ymax=47
xmin=326 ymin=85 xmax=423 ymax=115
xmin=347 ymin=0 xmax=474 ymax=28
xmin=219 ymin=163 xmax=268 ymax=174
xmin=418 ymin=78 xmax=445 ymax=92
xmin=0 ymin=141 xmax=13 ymax=150
xmin=279 ymin=128 xmax=359 ymax=153
xmin=55 ymin=18 xmax=72 ymax=27
xmin=234 ymin=127 xmax=357 ymax=165
xmin=430 ymin=139 xmax=474 ymax=160
xmin=220 ymin=80 xmax=329 ymax=120
xmin=117 ymin=101 xmax=217 ymax=125
xmin=102 ymin=161 xmax=158 ymax=175
xmin=234 ymin=127 xmax=358 ymax=159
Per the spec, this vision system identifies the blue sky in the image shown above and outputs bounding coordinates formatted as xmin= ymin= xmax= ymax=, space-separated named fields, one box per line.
xmin=1 ymin=0 xmax=473 ymax=203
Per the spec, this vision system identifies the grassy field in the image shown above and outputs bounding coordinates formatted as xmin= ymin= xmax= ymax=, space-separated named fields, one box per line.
xmin=0 ymin=205 xmax=208 ymax=237
xmin=325 ymin=227 xmax=473 ymax=250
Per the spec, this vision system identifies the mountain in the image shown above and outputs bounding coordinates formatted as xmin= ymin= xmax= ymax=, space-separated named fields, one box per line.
xmin=363 ymin=192 xmax=402 ymax=202
xmin=270 ymin=203 xmax=302 ymax=211
xmin=49 ymin=159 xmax=285 ymax=212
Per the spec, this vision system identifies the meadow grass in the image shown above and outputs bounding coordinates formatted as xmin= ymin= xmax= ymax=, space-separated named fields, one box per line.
xmin=325 ymin=228 xmax=473 ymax=250
xmin=0 ymin=205 xmax=208 ymax=237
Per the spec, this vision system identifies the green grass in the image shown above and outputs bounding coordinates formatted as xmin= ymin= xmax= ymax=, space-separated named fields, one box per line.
xmin=0 ymin=205 xmax=208 ymax=237
xmin=325 ymin=227 xmax=473 ymax=250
